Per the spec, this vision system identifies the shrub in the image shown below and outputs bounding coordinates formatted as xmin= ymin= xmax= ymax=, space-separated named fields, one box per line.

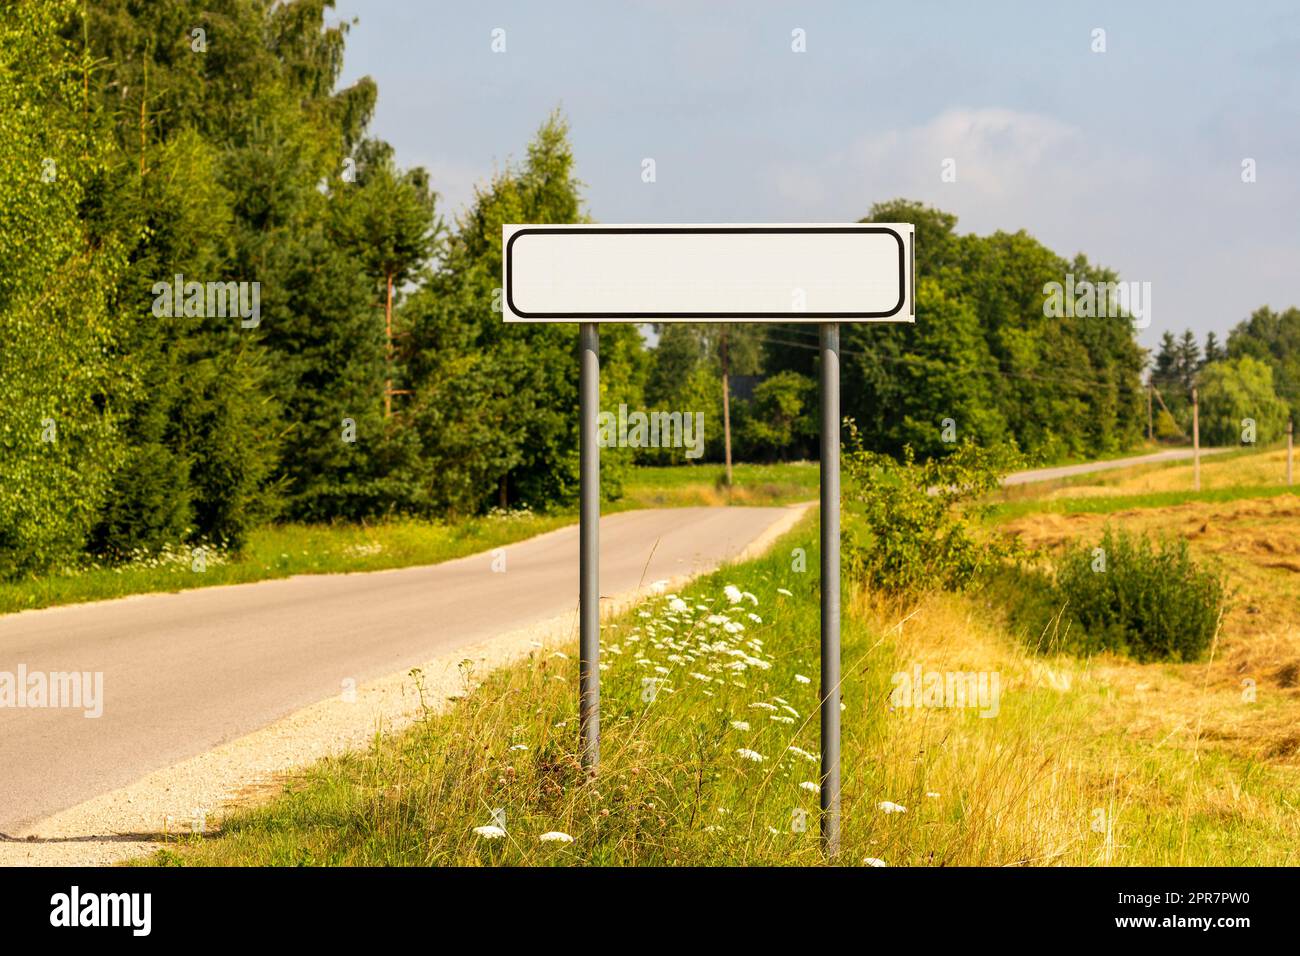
xmin=1053 ymin=526 xmax=1225 ymax=661
xmin=842 ymin=423 xmax=1025 ymax=596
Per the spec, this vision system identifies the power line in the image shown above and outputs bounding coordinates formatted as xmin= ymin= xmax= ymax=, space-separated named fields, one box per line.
xmin=748 ymin=331 xmax=1142 ymax=394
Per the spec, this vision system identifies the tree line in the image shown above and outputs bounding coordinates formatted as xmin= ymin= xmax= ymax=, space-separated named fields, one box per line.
xmin=1150 ymin=315 xmax=1298 ymax=445
xmin=2 ymin=0 xmax=1291 ymax=580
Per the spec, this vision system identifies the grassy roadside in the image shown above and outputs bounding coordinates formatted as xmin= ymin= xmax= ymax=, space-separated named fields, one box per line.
xmin=0 ymin=513 xmax=570 ymax=617
xmin=991 ymin=483 xmax=1298 ymax=521
xmin=615 ymin=461 xmax=818 ymax=509
xmin=996 ymin=443 xmax=1289 ymax=504
xmin=0 ymin=463 xmax=814 ymax=618
xmin=144 ymin=512 xmax=1299 ymax=867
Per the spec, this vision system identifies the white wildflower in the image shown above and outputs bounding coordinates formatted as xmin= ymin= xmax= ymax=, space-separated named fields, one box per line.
xmin=539 ymin=831 xmax=574 ymax=843
xmin=878 ymin=801 xmax=907 ymax=814
xmin=473 ymin=825 xmax=506 ymax=839
xmin=736 ymin=748 xmax=766 ymax=763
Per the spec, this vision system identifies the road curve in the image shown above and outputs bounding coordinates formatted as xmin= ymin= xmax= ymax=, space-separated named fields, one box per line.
xmin=0 ymin=506 xmax=798 ymax=834
xmin=1002 ymin=447 xmax=1232 ymax=486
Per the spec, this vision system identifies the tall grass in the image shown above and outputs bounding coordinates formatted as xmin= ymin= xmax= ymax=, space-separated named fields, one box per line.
xmin=0 ymin=512 xmax=567 ymax=616
xmin=148 ymin=519 xmax=1297 ymax=867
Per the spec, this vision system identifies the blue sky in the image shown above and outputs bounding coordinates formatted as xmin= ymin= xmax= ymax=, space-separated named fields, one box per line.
xmin=331 ymin=0 xmax=1299 ymax=351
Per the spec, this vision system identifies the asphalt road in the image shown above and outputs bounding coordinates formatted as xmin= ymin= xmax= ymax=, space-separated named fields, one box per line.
xmin=0 ymin=448 xmax=1226 ymax=834
xmin=0 ymin=506 xmax=794 ymax=834
xmin=1001 ymin=447 xmax=1232 ymax=486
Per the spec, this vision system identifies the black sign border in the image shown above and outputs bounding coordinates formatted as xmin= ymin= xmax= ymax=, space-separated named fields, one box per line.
xmin=505 ymin=225 xmax=909 ymax=321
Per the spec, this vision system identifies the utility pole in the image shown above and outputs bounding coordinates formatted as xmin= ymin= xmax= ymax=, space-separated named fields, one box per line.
xmin=384 ymin=271 xmax=394 ymax=418
xmin=1192 ymin=387 xmax=1200 ymax=492
xmin=1288 ymin=418 xmax=1294 ymax=486
xmin=1147 ymin=384 xmax=1153 ymax=442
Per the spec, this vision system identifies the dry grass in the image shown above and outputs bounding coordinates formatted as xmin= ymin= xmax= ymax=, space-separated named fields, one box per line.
xmin=851 ymin=588 xmax=1299 ymax=866
xmin=145 ymin=505 xmax=1300 ymax=866
xmin=136 ymin=450 xmax=1300 ymax=868
xmin=998 ymin=493 xmax=1300 ymax=781
xmin=1042 ymin=447 xmax=1294 ymax=499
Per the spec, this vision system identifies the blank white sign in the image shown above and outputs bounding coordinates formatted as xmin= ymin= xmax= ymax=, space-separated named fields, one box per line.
xmin=503 ymin=224 xmax=914 ymax=322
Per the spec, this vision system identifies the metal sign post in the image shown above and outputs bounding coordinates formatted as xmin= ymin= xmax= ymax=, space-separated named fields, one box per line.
xmin=504 ymin=223 xmax=914 ymax=853
xmin=818 ymin=322 xmax=841 ymax=855
xmin=579 ymin=322 xmax=600 ymax=769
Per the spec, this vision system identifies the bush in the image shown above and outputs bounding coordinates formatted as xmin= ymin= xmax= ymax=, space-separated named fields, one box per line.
xmin=1053 ymin=527 xmax=1225 ymax=661
xmin=842 ymin=424 xmax=1025 ymax=595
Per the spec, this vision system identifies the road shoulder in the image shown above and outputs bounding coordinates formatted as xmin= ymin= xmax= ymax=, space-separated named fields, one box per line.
xmin=0 ymin=502 xmax=811 ymax=867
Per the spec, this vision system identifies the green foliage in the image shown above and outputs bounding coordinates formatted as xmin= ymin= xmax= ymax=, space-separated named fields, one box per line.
xmin=1052 ymin=527 xmax=1225 ymax=662
xmin=639 ymin=326 xmax=723 ymax=465
xmin=70 ymin=0 xmax=427 ymax=548
xmin=1153 ymin=407 xmax=1182 ymax=441
xmin=0 ymin=0 xmax=129 ymax=574
xmin=406 ymin=112 xmax=641 ymax=512
xmin=736 ymin=371 xmax=816 ymax=461
xmin=1151 ymin=329 xmax=1208 ymax=428
xmin=766 ymin=200 xmax=1146 ymax=461
xmin=1196 ymin=356 xmax=1289 ymax=446
xmin=1227 ymin=305 xmax=1300 ymax=426
xmin=0 ymin=1 xmax=1191 ymax=581
xmin=842 ymin=423 xmax=1025 ymax=595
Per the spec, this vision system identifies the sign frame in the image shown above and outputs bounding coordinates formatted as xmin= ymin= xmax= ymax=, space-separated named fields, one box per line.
xmin=504 ymin=223 xmax=915 ymax=322
xmin=503 ymin=222 xmax=915 ymax=857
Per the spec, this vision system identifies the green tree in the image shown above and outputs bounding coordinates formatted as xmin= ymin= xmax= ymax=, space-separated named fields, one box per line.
xmin=736 ymin=371 xmax=816 ymax=461
xmin=406 ymin=112 xmax=646 ymax=513
xmin=79 ymin=0 xmax=403 ymax=538
xmin=1196 ymin=356 xmax=1289 ymax=446
xmin=331 ymin=139 xmax=439 ymax=419
xmin=0 ymin=0 xmax=130 ymax=574
xmin=1203 ymin=331 xmax=1226 ymax=364
xmin=1227 ymin=305 xmax=1300 ymax=425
